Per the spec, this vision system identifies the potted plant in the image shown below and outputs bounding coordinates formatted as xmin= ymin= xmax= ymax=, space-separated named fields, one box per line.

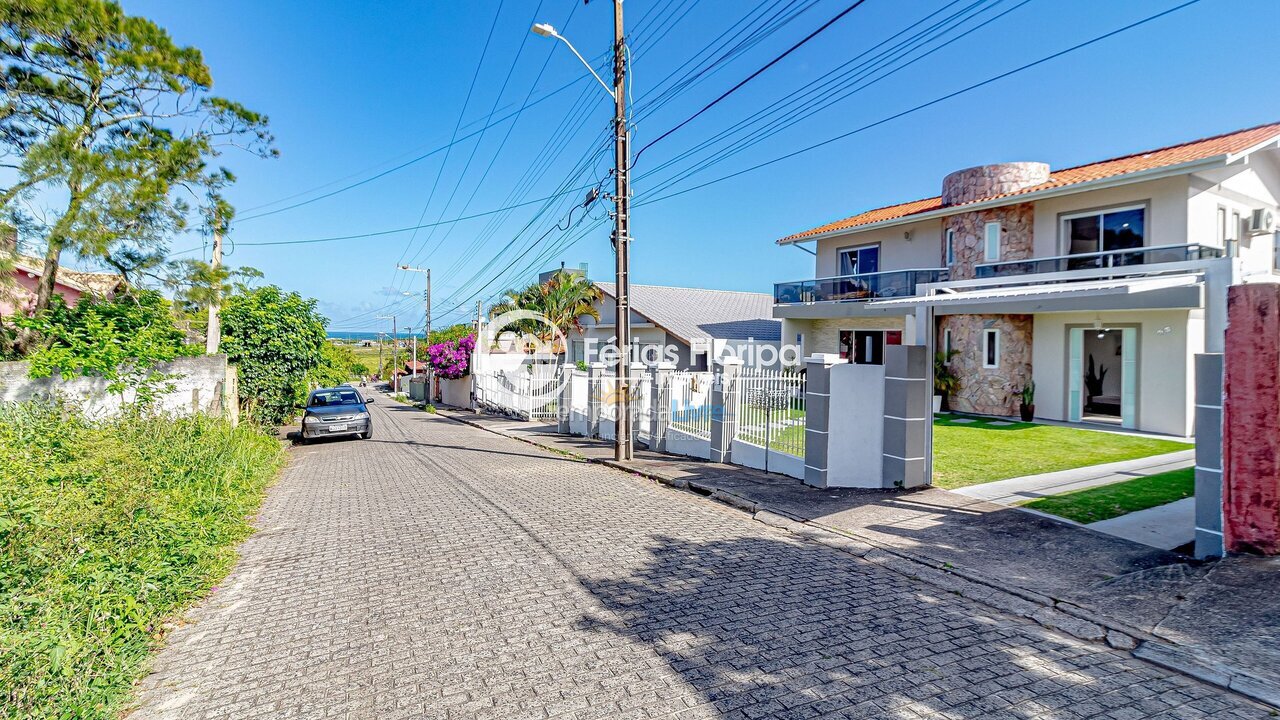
xmin=1018 ymin=380 xmax=1036 ymax=422
xmin=933 ymin=349 xmax=960 ymax=413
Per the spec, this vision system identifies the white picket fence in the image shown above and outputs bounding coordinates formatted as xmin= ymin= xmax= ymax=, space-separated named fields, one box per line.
xmin=734 ymin=369 xmax=806 ymax=458
xmin=474 ymin=363 xmax=562 ymax=421
xmin=665 ymin=371 xmax=714 ymax=439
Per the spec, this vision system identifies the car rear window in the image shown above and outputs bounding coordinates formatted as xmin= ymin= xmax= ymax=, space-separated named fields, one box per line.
xmin=310 ymin=390 xmax=363 ymax=406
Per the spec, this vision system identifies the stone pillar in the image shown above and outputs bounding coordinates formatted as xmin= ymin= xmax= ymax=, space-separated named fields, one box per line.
xmin=709 ymin=357 xmax=743 ymax=464
xmin=882 ymin=345 xmax=930 ymax=488
xmin=649 ymin=362 xmax=674 ymax=452
xmin=557 ymin=365 xmax=573 ymax=434
xmin=802 ymin=354 xmax=841 ymax=488
xmin=587 ymin=362 xmax=605 ymax=439
xmin=1194 ymin=354 xmax=1224 ymax=559
xmin=1222 ymin=284 xmax=1280 ymax=555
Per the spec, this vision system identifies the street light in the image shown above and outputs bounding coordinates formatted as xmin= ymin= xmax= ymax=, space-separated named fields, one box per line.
xmin=532 ymin=2 xmax=633 ymax=462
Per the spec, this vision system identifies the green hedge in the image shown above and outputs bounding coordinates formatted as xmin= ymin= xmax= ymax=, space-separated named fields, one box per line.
xmin=0 ymin=404 xmax=284 ymax=718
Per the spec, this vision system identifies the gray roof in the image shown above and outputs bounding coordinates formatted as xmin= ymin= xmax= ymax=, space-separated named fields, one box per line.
xmin=595 ymin=282 xmax=781 ymax=343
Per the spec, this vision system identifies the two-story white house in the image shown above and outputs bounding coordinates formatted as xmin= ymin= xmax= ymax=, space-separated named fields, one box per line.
xmin=773 ymin=122 xmax=1280 ymax=437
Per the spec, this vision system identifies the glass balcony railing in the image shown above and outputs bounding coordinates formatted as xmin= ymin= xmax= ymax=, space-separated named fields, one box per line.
xmin=774 ymin=268 xmax=949 ymax=304
xmin=974 ymin=243 xmax=1223 ymax=279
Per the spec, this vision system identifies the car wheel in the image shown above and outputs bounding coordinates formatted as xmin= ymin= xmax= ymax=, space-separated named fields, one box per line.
xmin=361 ymin=428 xmax=373 ymax=440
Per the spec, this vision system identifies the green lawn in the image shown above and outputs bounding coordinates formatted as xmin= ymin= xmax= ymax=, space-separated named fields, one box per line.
xmin=1020 ymin=467 xmax=1195 ymax=523
xmin=932 ymin=415 xmax=1191 ymax=489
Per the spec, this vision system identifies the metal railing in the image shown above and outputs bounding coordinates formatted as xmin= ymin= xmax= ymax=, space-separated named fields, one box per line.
xmin=664 ymin=371 xmax=714 ymax=439
xmin=974 ymin=243 xmax=1223 ymax=279
xmin=774 ymin=268 xmax=949 ymax=304
xmin=734 ymin=369 xmax=806 ymax=458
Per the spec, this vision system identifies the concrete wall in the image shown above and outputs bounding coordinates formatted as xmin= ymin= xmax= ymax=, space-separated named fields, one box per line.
xmin=1031 ymin=309 xmax=1199 ymax=437
xmin=0 ymin=355 xmax=231 ymax=418
xmin=825 ymin=362 xmax=886 ymax=488
xmin=439 ymin=377 xmax=472 ymax=408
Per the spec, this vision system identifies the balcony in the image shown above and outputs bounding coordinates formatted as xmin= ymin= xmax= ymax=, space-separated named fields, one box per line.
xmin=774 ymin=268 xmax=949 ymax=304
xmin=974 ymin=243 xmax=1223 ymax=279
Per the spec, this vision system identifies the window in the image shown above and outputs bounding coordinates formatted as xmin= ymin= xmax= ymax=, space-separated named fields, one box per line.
xmin=1217 ymin=206 xmax=1227 ymax=244
xmin=945 ymin=229 xmax=955 ymax=265
xmin=982 ymin=329 xmax=1000 ymax=368
xmin=1063 ymin=205 xmax=1146 ymax=262
xmin=838 ymin=244 xmax=880 ymax=276
xmin=943 ymin=328 xmax=953 ymax=355
xmin=984 ymin=222 xmax=1001 ymax=262
xmin=1231 ymin=211 xmax=1241 ymax=242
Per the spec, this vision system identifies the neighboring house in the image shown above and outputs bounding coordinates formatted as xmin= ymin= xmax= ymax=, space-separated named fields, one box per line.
xmin=569 ymin=282 xmax=783 ymax=370
xmin=2 ymin=253 xmax=126 ymax=316
xmin=773 ymin=122 xmax=1280 ymax=437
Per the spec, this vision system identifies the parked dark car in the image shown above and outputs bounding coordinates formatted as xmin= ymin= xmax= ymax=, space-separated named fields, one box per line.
xmin=301 ymin=387 xmax=372 ymax=442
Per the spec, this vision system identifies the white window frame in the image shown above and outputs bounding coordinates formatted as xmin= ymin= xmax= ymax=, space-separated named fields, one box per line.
xmin=945 ymin=228 xmax=955 ymax=265
xmin=837 ymin=242 xmax=881 ymax=276
xmin=1231 ymin=210 xmax=1241 ymax=242
xmin=982 ymin=328 xmax=1000 ymax=369
xmin=1059 ymin=203 xmax=1148 ymax=254
xmin=1217 ymin=206 xmax=1227 ymax=244
xmin=983 ymin=221 xmax=1001 ymax=262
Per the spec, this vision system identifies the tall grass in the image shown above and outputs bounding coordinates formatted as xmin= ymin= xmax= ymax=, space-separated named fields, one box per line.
xmin=0 ymin=403 xmax=284 ymax=718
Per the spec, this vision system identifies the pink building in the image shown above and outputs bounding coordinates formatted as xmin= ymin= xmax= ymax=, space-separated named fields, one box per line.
xmin=2 ymin=254 xmax=125 ymax=316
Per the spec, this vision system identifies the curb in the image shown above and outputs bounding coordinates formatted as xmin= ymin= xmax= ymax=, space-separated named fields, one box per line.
xmin=434 ymin=407 xmax=1278 ymax=710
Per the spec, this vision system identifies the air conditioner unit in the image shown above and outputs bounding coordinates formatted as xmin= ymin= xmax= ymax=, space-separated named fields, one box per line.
xmin=1248 ymin=207 xmax=1276 ymax=235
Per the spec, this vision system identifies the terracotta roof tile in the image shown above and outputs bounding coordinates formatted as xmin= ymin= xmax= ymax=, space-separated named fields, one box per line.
xmin=778 ymin=121 xmax=1280 ymax=243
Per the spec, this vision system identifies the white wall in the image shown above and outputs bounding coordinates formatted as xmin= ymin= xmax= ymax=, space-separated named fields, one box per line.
xmin=0 ymin=355 xmax=231 ymax=419
xmin=1031 ymin=309 xmax=1198 ymax=437
xmin=439 ymin=377 xmax=472 ymax=408
xmin=825 ymin=362 xmax=886 ymax=487
xmin=812 ymin=218 xmax=943 ymax=278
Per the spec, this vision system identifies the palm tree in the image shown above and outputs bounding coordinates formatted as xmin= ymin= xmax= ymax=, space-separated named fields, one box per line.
xmin=488 ymin=271 xmax=601 ymax=354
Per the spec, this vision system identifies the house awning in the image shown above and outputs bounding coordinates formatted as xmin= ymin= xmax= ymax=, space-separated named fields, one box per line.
xmin=866 ymin=273 xmax=1202 ymax=312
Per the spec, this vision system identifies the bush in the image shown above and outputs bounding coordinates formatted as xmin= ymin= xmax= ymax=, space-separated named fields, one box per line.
xmin=0 ymin=403 xmax=284 ymax=718
xmin=220 ymin=286 xmax=327 ymax=424
xmin=306 ymin=342 xmax=369 ymax=388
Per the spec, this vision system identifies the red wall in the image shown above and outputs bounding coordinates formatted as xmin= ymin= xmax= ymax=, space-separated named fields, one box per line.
xmin=1223 ymin=283 xmax=1280 ymax=554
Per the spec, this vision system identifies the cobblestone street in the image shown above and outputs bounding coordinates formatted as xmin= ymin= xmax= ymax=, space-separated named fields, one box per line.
xmin=129 ymin=399 xmax=1270 ymax=719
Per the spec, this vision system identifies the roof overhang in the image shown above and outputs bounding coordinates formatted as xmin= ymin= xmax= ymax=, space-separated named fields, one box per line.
xmin=776 ymin=155 xmax=1229 ymax=247
xmin=866 ymin=274 xmax=1203 ymax=315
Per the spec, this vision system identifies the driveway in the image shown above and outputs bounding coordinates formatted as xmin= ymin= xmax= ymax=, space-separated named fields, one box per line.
xmin=128 ymin=398 xmax=1269 ymax=719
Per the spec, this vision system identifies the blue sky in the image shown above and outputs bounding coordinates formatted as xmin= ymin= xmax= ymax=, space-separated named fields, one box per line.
xmin=122 ymin=0 xmax=1280 ymax=332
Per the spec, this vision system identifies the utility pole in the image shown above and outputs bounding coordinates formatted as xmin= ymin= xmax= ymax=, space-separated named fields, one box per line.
xmin=377 ymin=332 xmax=385 ymax=382
xmin=530 ymin=2 xmax=630 ymax=460
xmin=611 ymin=0 xmax=632 ymax=461
xmin=398 ymin=264 xmax=432 ymax=379
xmin=205 ymin=229 xmax=223 ymax=354
xmin=377 ymin=315 xmax=397 ymax=393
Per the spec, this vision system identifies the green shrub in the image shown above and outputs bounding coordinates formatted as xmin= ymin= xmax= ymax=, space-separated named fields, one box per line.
xmin=0 ymin=403 xmax=284 ymax=718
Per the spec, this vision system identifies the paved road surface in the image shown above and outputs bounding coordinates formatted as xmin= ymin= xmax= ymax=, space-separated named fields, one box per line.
xmin=129 ymin=398 xmax=1268 ymax=719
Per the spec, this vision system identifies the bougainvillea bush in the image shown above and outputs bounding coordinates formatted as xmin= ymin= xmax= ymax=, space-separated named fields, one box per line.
xmin=427 ymin=333 xmax=475 ymax=379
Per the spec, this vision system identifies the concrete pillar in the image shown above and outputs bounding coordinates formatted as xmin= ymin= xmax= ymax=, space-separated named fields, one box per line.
xmin=648 ymin=362 xmax=674 ymax=452
xmin=629 ymin=362 xmax=646 ymax=449
xmin=557 ymin=365 xmax=573 ymax=434
xmin=709 ymin=357 xmax=743 ymax=463
xmin=1194 ymin=353 xmax=1224 ymax=559
xmin=587 ymin=362 xmax=605 ymax=439
xmin=882 ymin=345 xmax=930 ymax=488
xmin=802 ymin=354 xmax=841 ymax=488
xmin=1222 ymin=283 xmax=1280 ymax=555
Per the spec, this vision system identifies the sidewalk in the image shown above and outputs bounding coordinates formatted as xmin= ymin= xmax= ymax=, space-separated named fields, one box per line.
xmin=952 ymin=450 xmax=1195 ymax=505
xmin=436 ymin=406 xmax=1280 ymax=708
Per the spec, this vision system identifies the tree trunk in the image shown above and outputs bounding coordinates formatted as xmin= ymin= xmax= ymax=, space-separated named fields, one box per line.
xmin=34 ymin=239 xmax=61 ymax=314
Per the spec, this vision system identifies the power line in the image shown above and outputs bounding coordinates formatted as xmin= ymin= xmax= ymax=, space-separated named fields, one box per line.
xmin=637 ymin=0 xmax=1203 ymax=205
xmin=633 ymin=0 xmax=871 ymax=164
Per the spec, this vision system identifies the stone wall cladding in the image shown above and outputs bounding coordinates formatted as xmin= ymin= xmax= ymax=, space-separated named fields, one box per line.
xmin=939 ymin=314 xmax=1033 ymax=416
xmin=941 ymin=162 xmax=1050 ymax=206
xmin=944 ymin=202 xmax=1035 ymax=281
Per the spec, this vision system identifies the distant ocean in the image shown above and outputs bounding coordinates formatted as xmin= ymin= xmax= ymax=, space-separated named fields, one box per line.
xmin=328 ymin=331 xmax=397 ymax=342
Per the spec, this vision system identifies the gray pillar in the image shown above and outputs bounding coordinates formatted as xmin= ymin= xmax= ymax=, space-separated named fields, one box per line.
xmin=557 ymin=365 xmax=573 ymax=434
xmin=587 ymin=362 xmax=605 ymax=439
xmin=1194 ymin=353 xmax=1224 ymax=559
xmin=649 ymin=362 xmax=674 ymax=452
xmin=709 ymin=357 xmax=743 ymax=463
xmin=803 ymin=354 xmax=840 ymax=488
xmin=882 ymin=345 xmax=930 ymax=488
